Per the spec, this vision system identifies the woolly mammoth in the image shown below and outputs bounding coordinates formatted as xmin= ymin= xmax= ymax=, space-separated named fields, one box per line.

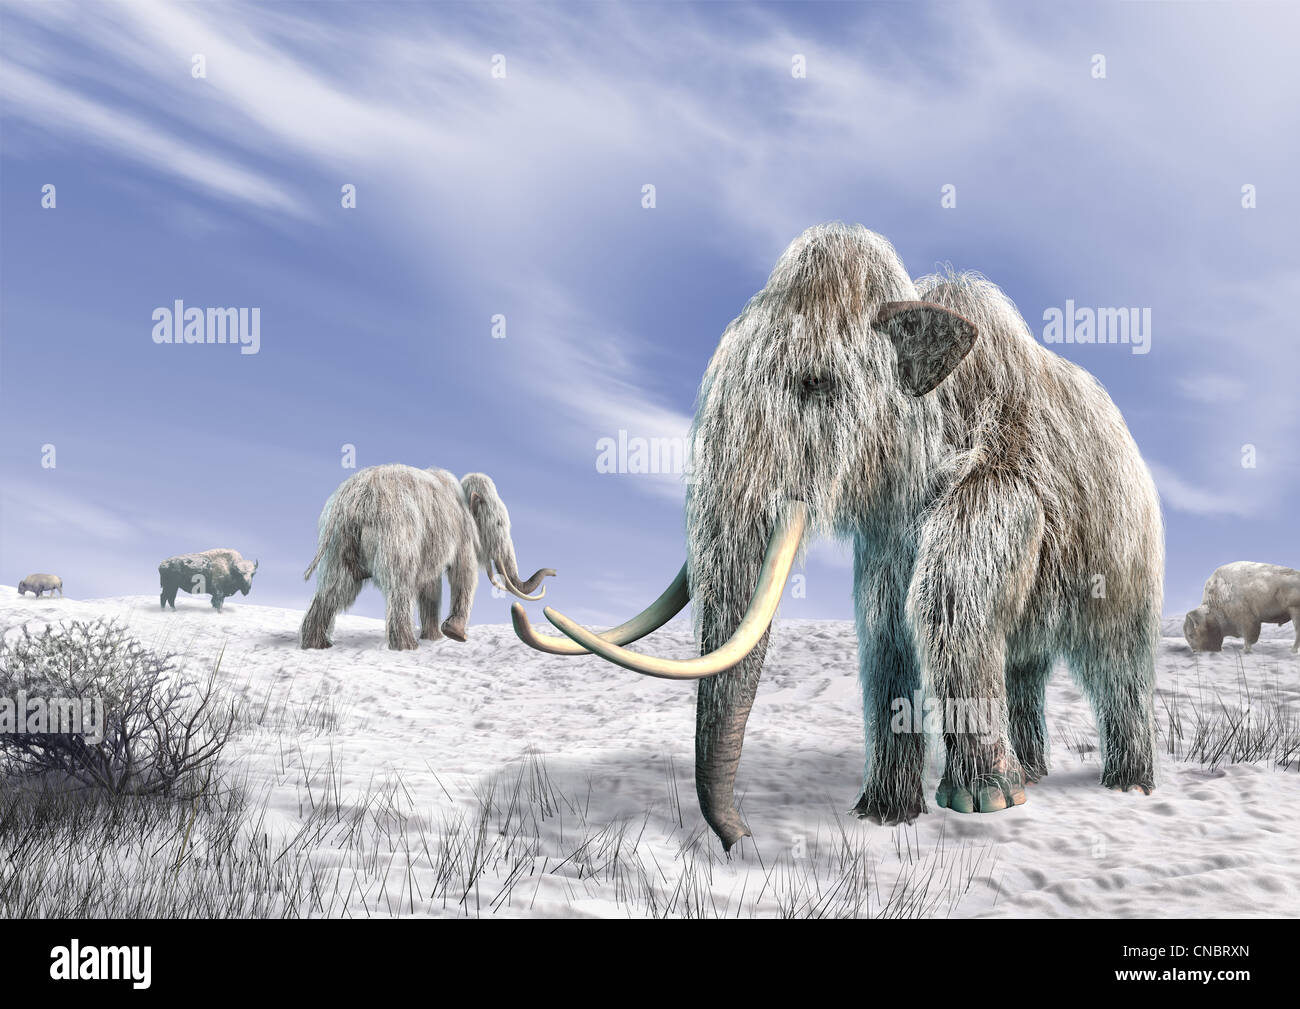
xmin=300 ymin=464 xmax=555 ymax=650
xmin=1184 ymin=561 xmax=1300 ymax=654
xmin=159 ymin=549 xmax=257 ymax=611
xmin=514 ymin=223 xmax=1163 ymax=850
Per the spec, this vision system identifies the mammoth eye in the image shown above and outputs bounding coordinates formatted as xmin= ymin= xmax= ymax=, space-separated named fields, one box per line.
xmin=800 ymin=374 xmax=834 ymax=398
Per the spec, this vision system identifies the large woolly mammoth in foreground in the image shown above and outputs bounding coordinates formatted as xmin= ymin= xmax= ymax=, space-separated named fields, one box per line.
xmin=515 ymin=223 xmax=1164 ymax=850
xmin=301 ymin=464 xmax=554 ymax=650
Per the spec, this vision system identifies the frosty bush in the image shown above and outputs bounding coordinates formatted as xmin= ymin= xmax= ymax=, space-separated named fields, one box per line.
xmin=0 ymin=619 xmax=235 ymax=797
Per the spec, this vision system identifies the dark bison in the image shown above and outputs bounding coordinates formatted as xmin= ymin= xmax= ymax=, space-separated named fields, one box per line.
xmin=159 ymin=549 xmax=257 ymax=611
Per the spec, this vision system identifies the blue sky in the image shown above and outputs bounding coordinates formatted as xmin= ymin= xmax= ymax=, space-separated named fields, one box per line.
xmin=1 ymin=0 xmax=1296 ymax=626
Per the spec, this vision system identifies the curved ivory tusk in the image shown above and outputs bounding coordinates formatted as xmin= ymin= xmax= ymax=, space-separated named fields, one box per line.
xmin=542 ymin=501 xmax=807 ymax=679
xmin=511 ymin=563 xmax=690 ymax=655
xmin=495 ymin=559 xmax=547 ymax=601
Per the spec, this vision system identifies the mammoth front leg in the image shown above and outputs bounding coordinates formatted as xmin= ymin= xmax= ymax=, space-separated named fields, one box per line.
xmin=908 ymin=477 xmax=1044 ymax=814
xmin=1007 ymin=652 xmax=1054 ymax=783
xmin=440 ymin=550 xmax=476 ymax=642
xmin=419 ymin=578 xmax=444 ymax=640
xmin=852 ymin=548 xmax=926 ymax=824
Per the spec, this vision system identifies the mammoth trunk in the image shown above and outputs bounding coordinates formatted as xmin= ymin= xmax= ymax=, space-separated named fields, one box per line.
xmin=689 ymin=517 xmax=772 ymax=851
xmin=497 ymin=547 xmax=547 ymax=594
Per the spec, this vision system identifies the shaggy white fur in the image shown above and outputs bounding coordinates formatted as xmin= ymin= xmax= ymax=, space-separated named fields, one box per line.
xmin=300 ymin=465 xmax=552 ymax=650
xmin=679 ymin=223 xmax=1163 ymax=849
xmin=1185 ymin=561 xmax=1300 ymax=653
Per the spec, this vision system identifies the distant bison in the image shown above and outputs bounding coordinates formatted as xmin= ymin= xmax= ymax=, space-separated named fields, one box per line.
xmin=1184 ymin=561 xmax=1300 ymax=654
xmin=18 ymin=573 xmax=63 ymax=598
xmin=159 ymin=549 xmax=258 ymax=611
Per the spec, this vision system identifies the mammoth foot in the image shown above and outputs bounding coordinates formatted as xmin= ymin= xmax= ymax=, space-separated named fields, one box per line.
xmin=852 ymin=790 xmax=925 ymax=825
xmin=936 ymin=770 xmax=1027 ymax=814
xmin=300 ymin=621 xmax=333 ymax=649
xmin=420 ymin=625 xmax=444 ymax=641
xmin=1019 ymin=759 xmax=1048 ymax=784
xmin=386 ymin=618 xmax=419 ymax=650
xmin=440 ymin=618 xmax=467 ymax=643
xmin=1102 ymin=768 xmax=1154 ymax=795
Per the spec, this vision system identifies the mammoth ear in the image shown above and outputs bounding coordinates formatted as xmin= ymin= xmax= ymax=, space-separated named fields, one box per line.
xmin=874 ymin=301 xmax=978 ymax=396
xmin=469 ymin=491 xmax=484 ymax=516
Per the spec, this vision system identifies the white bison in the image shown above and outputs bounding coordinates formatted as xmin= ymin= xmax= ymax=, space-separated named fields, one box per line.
xmin=18 ymin=573 xmax=63 ymax=597
xmin=1184 ymin=561 xmax=1300 ymax=653
xmin=159 ymin=549 xmax=258 ymax=611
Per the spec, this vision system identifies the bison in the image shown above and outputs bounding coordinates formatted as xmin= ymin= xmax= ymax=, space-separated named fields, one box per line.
xmin=1184 ymin=561 xmax=1300 ymax=654
xmin=18 ymin=573 xmax=63 ymax=597
xmin=159 ymin=549 xmax=258 ymax=611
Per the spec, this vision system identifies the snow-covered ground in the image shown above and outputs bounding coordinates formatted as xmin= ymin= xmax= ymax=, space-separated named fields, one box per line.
xmin=2 ymin=587 xmax=1296 ymax=918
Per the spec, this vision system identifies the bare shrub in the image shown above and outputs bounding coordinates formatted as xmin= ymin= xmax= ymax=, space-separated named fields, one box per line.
xmin=0 ymin=619 xmax=235 ymax=797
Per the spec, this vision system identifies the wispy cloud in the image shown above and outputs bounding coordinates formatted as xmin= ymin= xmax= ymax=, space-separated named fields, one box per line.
xmin=0 ymin=60 xmax=306 ymax=216
xmin=502 ymin=281 xmax=694 ymax=502
xmin=1148 ymin=463 xmax=1255 ymax=519
xmin=3 ymin=481 xmax=138 ymax=543
xmin=1176 ymin=374 xmax=1248 ymax=405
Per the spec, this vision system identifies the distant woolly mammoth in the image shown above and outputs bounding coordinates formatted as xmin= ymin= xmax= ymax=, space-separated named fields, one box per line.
xmin=18 ymin=573 xmax=63 ymax=598
xmin=159 ymin=549 xmax=257 ymax=611
xmin=515 ymin=223 xmax=1164 ymax=850
xmin=300 ymin=464 xmax=555 ymax=651
xmin=1184 ymin=561 xmax=1300 ymax=654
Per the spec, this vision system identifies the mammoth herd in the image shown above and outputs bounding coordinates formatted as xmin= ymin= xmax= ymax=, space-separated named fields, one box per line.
xmin=12 ymin=223 xmax=1295 ymax=851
